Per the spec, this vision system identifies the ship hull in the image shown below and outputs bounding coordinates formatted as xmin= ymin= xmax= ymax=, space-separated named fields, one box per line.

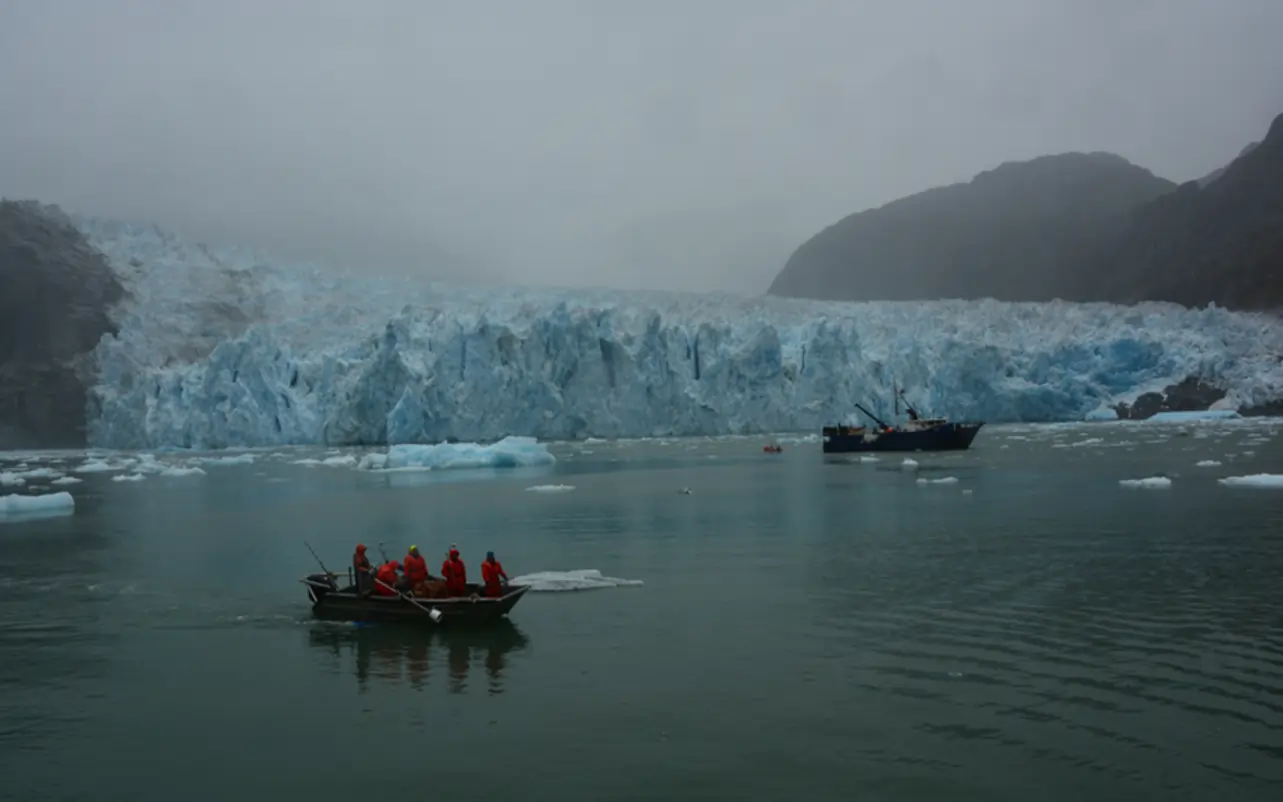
xmin=821 ymin=422 xmax=984 ymax=453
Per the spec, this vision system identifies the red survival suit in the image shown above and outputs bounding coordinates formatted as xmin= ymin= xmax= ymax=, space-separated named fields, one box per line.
xmin=374 ymin=561 xmax=400 ymax=596
xmin=441 ymin=549 xmax=467 ymax=596
xmin=481 ymin=554 xmax=508 ymax=597
xmin=353 ymin=544 xmax=374 ymax=595
xmin=403 ymin=547 xmax=429 ymax=585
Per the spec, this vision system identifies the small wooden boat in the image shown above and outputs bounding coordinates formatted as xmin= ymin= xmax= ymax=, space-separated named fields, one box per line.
xmin=301 ymin=572 xmax=531 ymax=626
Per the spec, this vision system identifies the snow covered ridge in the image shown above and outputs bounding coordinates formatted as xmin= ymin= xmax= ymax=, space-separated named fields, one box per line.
xmin=73 ymin=215 xmax=1283 ymax=449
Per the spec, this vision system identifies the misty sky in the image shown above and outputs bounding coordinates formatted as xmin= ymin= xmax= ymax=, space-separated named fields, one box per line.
xmin=2 ymin=0 xmax=1281 ymax=294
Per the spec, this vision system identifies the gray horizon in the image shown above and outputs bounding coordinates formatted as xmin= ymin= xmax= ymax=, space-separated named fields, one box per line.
xmin=1 ymin=0 xmax=1280 ymax=294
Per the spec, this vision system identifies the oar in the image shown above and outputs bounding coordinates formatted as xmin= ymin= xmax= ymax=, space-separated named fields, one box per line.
xmin=303 ymin=540 xmax=342 ymax=579
xmin=373 ymin=575 xmax=443 ymax=620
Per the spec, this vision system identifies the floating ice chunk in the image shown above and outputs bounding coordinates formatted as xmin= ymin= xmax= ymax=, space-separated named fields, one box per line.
xmin=900 ymin=458 xmax=919 ymax=471
xmin=1084 ymin=406 xmax=1118 ymax=422
xmin=1195 ymin=460 xmax=1223 ymax=467
xmin=777 ymin=433 xmax=820 ymax=444
xmin=51 ymin=476 xmax=84 ymax=485
xmin=356 ymin=453 xmax=388 ymax=471
xmin=510 ymin=568 xmax=643 ymax=592
xmin=916 ymin=476 xmax=959 ymax=484
xmin=291 ymin=454 xmax=359 ymax=467
xmin=858 ymin=455 xmax=879 ymax=463
xmin=112 ymin=473 xmax=146 ymax=482
xmin=1147 ymin=410 xmax=1242 ymax=423
xmin=1119 ymin=476 xmax=1172 ymax=489
xmin=9 ymin=467 xmax=64 ymax=480
xmin=1 ymin=491 xmax=75 ymax=521
xmin=131 ymin=454 xmax=168 ymax=474
xmin=74 ymin=459 xmax=120 ymax=473
xmin=197 ymin=454 xmax=256 ymax=466
xmin=159 ymin=465 xmax=206 ymax=477
xmin=1054 ymin=437 xmax=1105 ymax=448
xmin=525 ymin=484 xmax=575 ymax=493
xmin=0 ymin=472 xmax=25 ymax=487
xmin=374 ymin=437 xmax=556 ymax=471
xmin=1218 ymin=473 xmax=1283 ymax=489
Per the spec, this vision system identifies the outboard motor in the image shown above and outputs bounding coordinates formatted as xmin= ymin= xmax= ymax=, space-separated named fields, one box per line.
xmin=302 ymin=572 xmax=339 ymax=605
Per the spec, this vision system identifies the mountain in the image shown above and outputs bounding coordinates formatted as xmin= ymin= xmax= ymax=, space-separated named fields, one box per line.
xmin=1100 ymin=115 xmax=1283 ymax=310
xmin=768 ymin=112 xmax=1283 ymax=311
xmin=1197 ymin=142 xmax=1260 ymax=187
xmin=0 ymin=200 xmax=126 ymax=449
xmin=768 ymin=152 xmax=1176 ymax=303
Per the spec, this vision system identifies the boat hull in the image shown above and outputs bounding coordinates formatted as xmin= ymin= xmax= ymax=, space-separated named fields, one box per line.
xmin=822 ymin=422 xmax=984 ymax=453
xmin=302 ymin=573 xmax=530 ymax=626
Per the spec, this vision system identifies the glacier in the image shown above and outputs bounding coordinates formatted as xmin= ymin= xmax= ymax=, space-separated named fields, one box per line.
xmin=67 ymin=215 xmax=1283 ymax=450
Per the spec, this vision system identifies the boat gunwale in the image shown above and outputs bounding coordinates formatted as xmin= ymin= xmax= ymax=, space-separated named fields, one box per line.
xmin=301 ymin=575 xmax=531 ymax=607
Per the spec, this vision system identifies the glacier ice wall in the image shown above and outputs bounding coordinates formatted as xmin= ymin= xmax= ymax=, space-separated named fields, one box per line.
xmin=73 ymin=216 xmax=1283 ymax=449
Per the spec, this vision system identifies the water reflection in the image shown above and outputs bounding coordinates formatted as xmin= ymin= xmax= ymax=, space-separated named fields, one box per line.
xmin=0 ymin=518 xmax=118 ymax=755
xmin=307 ymin=620 xmax=530 ymax=695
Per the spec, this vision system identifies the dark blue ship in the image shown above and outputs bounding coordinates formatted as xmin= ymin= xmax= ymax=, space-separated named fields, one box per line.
xmin=821 ymin=386 xmax=985 ymax=454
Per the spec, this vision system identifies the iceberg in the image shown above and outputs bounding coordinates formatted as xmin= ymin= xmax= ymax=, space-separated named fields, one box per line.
xmin=1146 ymin=409 xmax=1242 ymax=423
xmin=1218 ymin=473 xmax=1283 ymax=489
xmin=508 ymin=569 xmax=644 ymax=592
xmin=1 ymin=491 xmax=76 ymax=521
xmin=64 ymin=214 xmax=1283 ymax=450
xmin=359 ymin=436 xmax=555 ymax=471
xmin=1119 ymin=476 xmax=1173 ymax=489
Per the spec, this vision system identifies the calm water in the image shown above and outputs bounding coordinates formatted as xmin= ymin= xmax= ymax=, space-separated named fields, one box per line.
xmin=2 ymin=421 xmax=1282 ymax=801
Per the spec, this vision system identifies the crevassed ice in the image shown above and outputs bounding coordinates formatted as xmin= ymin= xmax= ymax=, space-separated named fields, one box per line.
xmin=75 ymin=215 xmax=1283 ymax=450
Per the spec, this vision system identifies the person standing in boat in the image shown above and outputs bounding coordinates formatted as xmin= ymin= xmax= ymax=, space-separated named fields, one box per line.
xmin=403 ymin=545 xmax=429 ymax=589
xmin=353 ymin=544 xmax=375 ymax=596
xmin=481 ymin=551 xmax=508 ymax=597
xmin=441 ymin=547 xmax=468 ymax=597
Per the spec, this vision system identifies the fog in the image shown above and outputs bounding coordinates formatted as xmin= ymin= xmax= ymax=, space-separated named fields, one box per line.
xmin=1 ymin=0 xmax=1280 ymax=293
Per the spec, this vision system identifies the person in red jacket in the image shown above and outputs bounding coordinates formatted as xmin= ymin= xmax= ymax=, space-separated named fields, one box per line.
xmin=403 ymin=545 xmax=429 ymax=587
xmin=374 ymin=561 xmax=401 ymax=596
xmin=353 ymin=544 xmax=374 ymax=596
xmin=441 ymin=547 xmax=467 ymax=596
xmin=481 ymin=551 xmax=508 ymax=597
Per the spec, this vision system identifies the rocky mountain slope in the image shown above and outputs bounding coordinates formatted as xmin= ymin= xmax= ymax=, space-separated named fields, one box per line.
xmin=1099 ymin=114 xmax=1283 ymax=310
xmin=769 ymin=112 xmax=1283 ymax=312
xmin=0 ymin=200 xmax=126 ymax=449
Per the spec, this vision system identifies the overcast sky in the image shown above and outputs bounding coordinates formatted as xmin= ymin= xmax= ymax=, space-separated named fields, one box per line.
xmin=1 ymin=0 xmax=1280 ymax=293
